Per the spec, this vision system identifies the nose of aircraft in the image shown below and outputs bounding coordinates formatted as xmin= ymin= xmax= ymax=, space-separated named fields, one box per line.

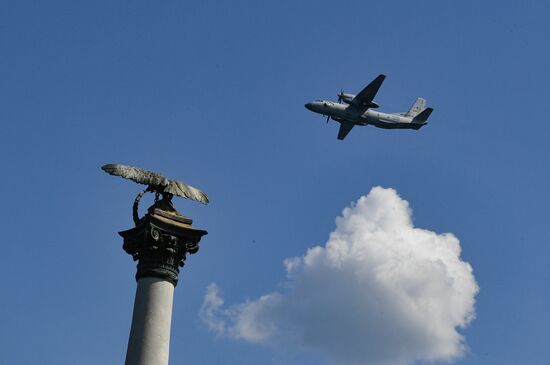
xmin=305 ymin=102 xmax=313 ymax=110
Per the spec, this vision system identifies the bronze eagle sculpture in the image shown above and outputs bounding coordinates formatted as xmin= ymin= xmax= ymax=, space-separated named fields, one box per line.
xmin=102 ymin=163 xmax=209 ymax=224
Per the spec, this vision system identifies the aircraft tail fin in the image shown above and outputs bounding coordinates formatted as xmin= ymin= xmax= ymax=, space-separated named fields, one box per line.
xmin=412 ymin=107 xmax=433 ymax=124
xmin=406 ymin=98 xmax=426 ymax=117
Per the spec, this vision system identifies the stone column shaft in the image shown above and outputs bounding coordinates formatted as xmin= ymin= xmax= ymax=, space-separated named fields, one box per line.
xmin=118 ymin=199 xmax=207 ymax=365
xmin=125 ymin=277 xmax=175 ymax=365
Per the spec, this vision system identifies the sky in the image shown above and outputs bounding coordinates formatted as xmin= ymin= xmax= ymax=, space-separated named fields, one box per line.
xmin=0 ymin=1 xmax=549 ymax=364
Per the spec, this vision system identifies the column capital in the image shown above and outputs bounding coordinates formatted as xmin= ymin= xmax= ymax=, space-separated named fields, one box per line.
xmin=119 ymin=199 xmax=208 ymax=286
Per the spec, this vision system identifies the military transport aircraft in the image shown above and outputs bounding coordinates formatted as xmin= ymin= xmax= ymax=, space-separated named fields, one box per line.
xmin=304 ymin=74 xmax=434 ymax=140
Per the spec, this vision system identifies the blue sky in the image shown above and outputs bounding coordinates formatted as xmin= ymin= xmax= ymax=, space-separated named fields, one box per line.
xmin=1 ymin=1 xmax=549 ymax=364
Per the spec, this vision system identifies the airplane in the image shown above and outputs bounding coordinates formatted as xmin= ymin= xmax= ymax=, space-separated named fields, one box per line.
xmin=304 ymin=74 xmax=434 ymax=140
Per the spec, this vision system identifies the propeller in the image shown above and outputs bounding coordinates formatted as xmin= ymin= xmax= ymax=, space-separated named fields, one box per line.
xmin=337 ymin=90 xmax=344 ymax=103
xmin=326 ymin=115 xmax=330 ymax=123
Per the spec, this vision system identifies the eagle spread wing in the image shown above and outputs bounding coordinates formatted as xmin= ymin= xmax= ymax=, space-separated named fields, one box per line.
xmin=101 ymin=163 xmax=209 ymax=205
xmin=166 ymin=180 xmax=209 ymax=205
xmin=102 ymin=164 xmax=169 ymax=187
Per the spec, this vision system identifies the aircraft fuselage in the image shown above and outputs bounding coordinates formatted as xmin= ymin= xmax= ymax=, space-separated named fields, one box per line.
xmin=304 ymin=100 xmax=419 ymax=129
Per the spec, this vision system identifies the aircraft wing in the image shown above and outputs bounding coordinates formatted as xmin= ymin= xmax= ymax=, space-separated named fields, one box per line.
xmin=337 ymin=121 xmax=355 ymax=140
xmin=348 ymin=74 xmax=386 ymax=112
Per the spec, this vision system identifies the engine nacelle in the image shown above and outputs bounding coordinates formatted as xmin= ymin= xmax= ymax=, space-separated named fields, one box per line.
xmin=339 ymin=93 xmax=355 ymax=104
xmin=367 ymin=101 xmax=380 ymax=109
xmin=338 ymin=92 xmax=379 ymax=108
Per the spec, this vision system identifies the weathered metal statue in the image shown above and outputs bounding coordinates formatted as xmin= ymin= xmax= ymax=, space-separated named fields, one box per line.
xmin=101 ymin=163 xmax=209 ymax=225
xmin=101 ymin=163 xmax=208 ymax=286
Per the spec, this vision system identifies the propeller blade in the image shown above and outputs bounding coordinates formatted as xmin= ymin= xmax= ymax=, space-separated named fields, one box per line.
xmin=337 ymin=90 xmax=343 ymax=103
xmin=326 ymin=115 xmax=330 ymax=123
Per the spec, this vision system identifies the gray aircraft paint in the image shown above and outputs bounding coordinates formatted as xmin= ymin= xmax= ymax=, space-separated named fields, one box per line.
xmin=305 ymin=74 xmax=433 ymax=140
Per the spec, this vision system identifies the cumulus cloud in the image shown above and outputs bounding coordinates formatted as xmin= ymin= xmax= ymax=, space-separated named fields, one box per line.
xmin=200 ymin=187 xmax=478 ymax=365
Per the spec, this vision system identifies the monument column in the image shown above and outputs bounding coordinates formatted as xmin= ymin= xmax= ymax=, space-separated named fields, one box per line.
xmin=120 ymin=199 xmax=207 ymax=365
xmin=125 ymin=277 xmax=174 ymax=365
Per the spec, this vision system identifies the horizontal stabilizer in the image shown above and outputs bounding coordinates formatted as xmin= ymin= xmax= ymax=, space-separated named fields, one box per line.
xmin=412 ymin=107 xmax=433 ymax=123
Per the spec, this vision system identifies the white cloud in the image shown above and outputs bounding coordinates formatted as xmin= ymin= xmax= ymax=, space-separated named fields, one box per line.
xmin=200 ymin=187 xmax=479 ymax=365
